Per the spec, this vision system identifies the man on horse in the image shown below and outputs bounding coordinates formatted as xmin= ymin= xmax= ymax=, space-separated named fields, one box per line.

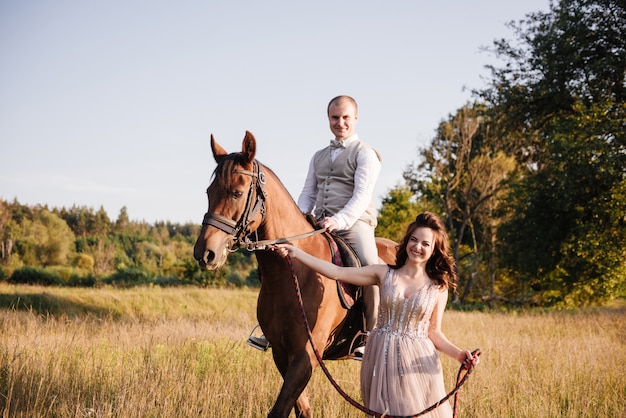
xmin=249 ymin=95 xmax=382 ymax=358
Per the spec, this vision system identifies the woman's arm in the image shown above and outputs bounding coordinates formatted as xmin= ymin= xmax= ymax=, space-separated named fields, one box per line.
xmin=428 ymin=288 xmax=478 ymax=368
xmin=273 ymin=243 xmax=385 ymax=287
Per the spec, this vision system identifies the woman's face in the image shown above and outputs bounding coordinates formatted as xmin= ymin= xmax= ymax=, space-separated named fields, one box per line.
xmin=405 ymin=226 xmax=435 ymax=264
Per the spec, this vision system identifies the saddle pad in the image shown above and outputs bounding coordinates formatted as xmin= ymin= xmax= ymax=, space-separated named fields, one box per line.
xmin=324 ymin=233 xmax=359 ymax=309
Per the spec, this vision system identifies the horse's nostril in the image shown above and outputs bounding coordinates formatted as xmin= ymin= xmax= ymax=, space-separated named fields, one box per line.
xmin=204 ymin=250 xmax=215 ymax=264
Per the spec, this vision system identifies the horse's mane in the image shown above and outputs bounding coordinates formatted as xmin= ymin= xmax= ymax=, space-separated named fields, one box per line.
xmin=261 ymin=165 xmax=296 ymax=203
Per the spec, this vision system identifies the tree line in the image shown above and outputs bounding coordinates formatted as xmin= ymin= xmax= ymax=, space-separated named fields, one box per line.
xmin=1 ymin=0 xmax=624 ymax=308
xmin=0 ymin=200 xmax=258 ymax=288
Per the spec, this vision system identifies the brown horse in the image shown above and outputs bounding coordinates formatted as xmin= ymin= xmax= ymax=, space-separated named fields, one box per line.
xmin=193 ymin=131 xmax=396 ymax=418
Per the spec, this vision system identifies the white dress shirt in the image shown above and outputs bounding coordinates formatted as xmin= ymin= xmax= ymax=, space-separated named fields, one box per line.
xmin=297 ymin=134 xmax=381 ymax=230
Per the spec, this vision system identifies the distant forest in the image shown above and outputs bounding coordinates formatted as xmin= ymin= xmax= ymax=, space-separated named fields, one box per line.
xmin=0 ymin=199 xmax=258 ymax=288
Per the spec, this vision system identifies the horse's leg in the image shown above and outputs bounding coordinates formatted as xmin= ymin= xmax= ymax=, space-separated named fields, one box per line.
xmin=292 ymin=331 xmax=334 ymax=417
xmin=268 ymin=349 xmax=314 ymax=418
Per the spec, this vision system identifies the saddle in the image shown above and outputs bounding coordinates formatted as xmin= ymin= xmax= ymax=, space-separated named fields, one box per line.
xmin=305 ymin=215 xmax=367 ymax=360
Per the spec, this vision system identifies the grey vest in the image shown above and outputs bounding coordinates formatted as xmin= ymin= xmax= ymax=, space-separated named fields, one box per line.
xmin=312 ymin=140 xmax=380 ymax=227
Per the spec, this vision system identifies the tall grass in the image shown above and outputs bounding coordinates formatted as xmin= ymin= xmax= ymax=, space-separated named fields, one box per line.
xmin=0 ymin=283 xmax=624 ymax=417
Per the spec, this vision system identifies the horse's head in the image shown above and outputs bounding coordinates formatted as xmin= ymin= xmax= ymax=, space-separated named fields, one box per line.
xmin=193 ymin=131 xmax=267 ymax=270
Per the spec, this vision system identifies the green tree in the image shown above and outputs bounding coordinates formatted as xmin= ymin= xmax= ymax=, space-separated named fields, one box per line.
xmin=16 ymin=209 xmax=76 ymax=267
xmin=115 ymin=206 xmax=130 ymax=232
xmin=480 ymin=0 xmax=626 ymax=305
xmin=375 ymin=185 xmax=432 ymax=242
xmin=93 ymin=206 xmax=111 ymax=237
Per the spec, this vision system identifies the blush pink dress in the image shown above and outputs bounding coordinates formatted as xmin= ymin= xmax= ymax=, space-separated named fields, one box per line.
xmin=360 ymin=268 xmax=452 ymax=418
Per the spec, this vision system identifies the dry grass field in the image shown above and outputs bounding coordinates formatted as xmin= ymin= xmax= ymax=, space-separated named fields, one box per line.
xmin=0 ymin=283 xmax=624 ymax=417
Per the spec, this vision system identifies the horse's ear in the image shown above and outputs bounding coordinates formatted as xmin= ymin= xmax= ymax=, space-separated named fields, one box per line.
xmin=211 ymin=134 xmax=228 ymax=163
xmin=241 ymin=131 xmax=257 ymax=165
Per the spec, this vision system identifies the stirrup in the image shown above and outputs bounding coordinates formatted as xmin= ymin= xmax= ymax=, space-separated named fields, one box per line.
xmin=246 ymin=324 xmax=270 ymax=351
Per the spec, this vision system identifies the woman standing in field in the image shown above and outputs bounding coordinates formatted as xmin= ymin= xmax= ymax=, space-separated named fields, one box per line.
xmin=273 ymin=212 xmax=478 ymax=417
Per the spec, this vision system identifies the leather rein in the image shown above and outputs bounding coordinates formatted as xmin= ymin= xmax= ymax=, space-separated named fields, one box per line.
xmin=201 ymin=160 xmax=325 ymax=251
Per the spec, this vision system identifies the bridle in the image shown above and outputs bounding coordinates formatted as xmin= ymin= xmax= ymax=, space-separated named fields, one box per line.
xmin=201 ymin=159 xmax=326 ymax=251
xmin=201 ymin=160 xmax=268 ymax=250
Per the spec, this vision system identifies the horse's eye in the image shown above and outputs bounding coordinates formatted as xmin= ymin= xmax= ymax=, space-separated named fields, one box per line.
xmin=232 ymin=191 xmax=243 ymax=199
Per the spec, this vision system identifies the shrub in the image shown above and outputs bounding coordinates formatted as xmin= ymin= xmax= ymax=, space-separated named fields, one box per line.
xmin=74 ymin=253 xmax=95 ymax=271
xmin=8 ymin=266 xmax=62 ymax=286
xmin=67 ymin=274 xmax=98 ymax=287
xmin=103 ymin=267 xmax=153 ymax=287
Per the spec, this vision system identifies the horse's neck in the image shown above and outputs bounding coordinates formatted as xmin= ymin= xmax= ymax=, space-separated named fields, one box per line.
xmin=261 ymin=204 xmax=313 ymax=240
xmin=259 ymin=176 xmax=316 ymax=240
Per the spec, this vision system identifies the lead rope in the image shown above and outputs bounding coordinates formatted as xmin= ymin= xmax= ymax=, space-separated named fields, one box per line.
xmin=284 ymin=254 xmax=481 ymax=418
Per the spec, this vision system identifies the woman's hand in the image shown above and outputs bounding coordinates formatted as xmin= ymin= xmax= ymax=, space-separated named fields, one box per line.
xmin=458 ymin=349 xmax=480 ymax=369
xmin=271 ymin=243 xmax=295 ymax=259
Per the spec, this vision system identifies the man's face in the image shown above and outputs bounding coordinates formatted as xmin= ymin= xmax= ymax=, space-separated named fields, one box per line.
xmin=328 ymin=100 xmax=358 ymax=140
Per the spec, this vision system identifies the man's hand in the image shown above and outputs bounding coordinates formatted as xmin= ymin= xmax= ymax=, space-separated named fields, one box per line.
xmin=318 ymin=217 xmax=339 ymax=232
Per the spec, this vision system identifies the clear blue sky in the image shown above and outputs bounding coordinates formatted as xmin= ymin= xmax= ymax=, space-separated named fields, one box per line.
xmin=0 ymin=1 xmax=550 ymax=224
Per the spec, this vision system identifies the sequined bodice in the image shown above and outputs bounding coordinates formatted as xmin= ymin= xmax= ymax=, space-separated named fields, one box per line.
xmin=374 ymin=268 xmax=438 ymax=340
